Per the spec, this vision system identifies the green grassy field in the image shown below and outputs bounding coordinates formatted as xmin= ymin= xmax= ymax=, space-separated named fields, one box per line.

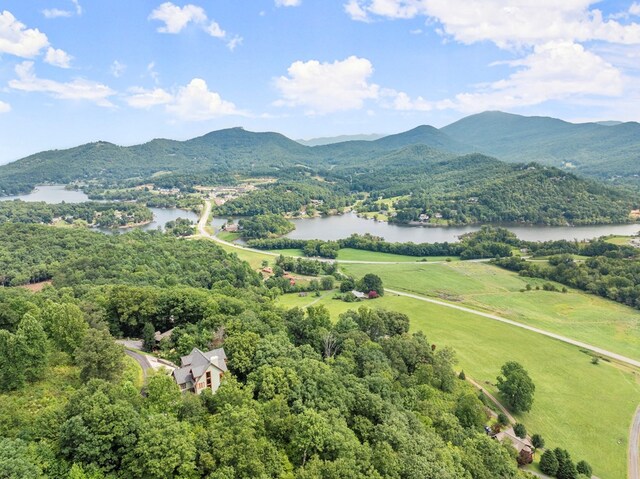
xmin=275 ymin=292 xmax=640 ymax=479
xmin=337 ymin=248 xmax=458 ymax=263
xmin=605 ymin=235 xmax=633 ymax=246
xmin=341 ymin=261 xmax=640 ymax=362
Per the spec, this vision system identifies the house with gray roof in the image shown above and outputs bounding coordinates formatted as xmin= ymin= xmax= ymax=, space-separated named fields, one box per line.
xmin=172 ymin=347 xmax=227 ymax=394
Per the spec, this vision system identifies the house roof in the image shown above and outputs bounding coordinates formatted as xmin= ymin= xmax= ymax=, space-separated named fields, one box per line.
xmin=351 ymin=290 xmax=368 ymax=299
xmin=494 ymin=428 xmax=533 ymax=452
xmin=173 ymin=347 xmax=227 ymax=386
xmin=154 ymin=328 xmax=174 ymax=342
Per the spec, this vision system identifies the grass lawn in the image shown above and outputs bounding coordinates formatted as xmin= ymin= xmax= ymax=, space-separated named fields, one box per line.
xmin=605 ymin=235 xmax=633 ymax=246
xmin=341 ymin=261 xmax=640 ymax=362
xmin=216 ymin=231 xmax=241 ymax=242
xmin=275 ymin=292 xmax=640 ymax=479
xmin=268 ymin=248 xmax=305 ymax=257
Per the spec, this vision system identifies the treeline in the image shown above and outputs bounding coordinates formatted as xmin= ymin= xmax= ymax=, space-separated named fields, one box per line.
xmin=238 ymin=214 xmax=295 ymax=239
xmin=0 ymin=200 xmax=153 ymax=228
xmin=248 ymin=228 xmax=518 ymax=260
xmin=85 ymin=187 xmax=203 ymax=211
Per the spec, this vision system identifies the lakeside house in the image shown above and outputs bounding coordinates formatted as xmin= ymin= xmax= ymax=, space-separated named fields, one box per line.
xmin=172 ymin=347 xmax=227 ymax=394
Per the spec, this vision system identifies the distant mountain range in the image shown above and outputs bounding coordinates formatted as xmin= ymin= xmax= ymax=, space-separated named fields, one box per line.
xmin=297 ymin=133 xmax=385 ymax=146
xmin=0 ymin=111 xmax=638 ymax=196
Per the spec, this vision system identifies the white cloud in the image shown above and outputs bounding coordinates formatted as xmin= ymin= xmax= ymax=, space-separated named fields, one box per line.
xmin=111 ymin=60 xmax=126 ymax=78
xmin=449 ymin=41 xmax=624 ymax=112
xmin=125 ymin=87 xmax=173 ymax=108
xmin=0 ymin=101 xmax=10 ymax=113
xmin=275 ymin=56 xmax=380 ymax=114
xmin=226 ymin=35 xmax=243 ymax=51
xmin=344 ymin=0 xmax=369 ymax=22
xmin=345 ymin=1 xmax=640 ymax=47
xmin=147 ymin=62 xmax=160 ymax=84
xmin=42 ymin=1 xmax=82 ymax=19
xmin=42 ymin=9 xmax=73 ymax=19
xmin=168 ymin=79 xmax=241 ymax=120
xmin=72 ymin=0 xmax=83 ymax=15
xmin=44 ymin=47 xmax=72 ymax=68
xmin=343 ymin=1 xmax=639 ymax=114
xmin=149 ymin=2 xmax=207 ymax=33
xmin=0 ymin=10 xmax=49 ymax=57
xmin=149 ymin=2 xmax=240 ymax=49
xmin=9 ymin=61 xmax=116 ymax=107
xmin=275 ymin=0 xmax=302 ymax=7
xmin=126 ymin=79 xmax=242 ymax=120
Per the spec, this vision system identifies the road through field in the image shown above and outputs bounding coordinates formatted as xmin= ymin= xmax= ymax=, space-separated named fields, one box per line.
xmin=386 ymin=288 xmax=640 ymax=370
xmin=631 ymin=406 xmax=640 ymax=479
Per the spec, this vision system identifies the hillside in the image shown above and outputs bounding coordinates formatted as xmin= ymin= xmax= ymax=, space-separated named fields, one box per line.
xmin=441 ymin=111 xmax=640 ymax=180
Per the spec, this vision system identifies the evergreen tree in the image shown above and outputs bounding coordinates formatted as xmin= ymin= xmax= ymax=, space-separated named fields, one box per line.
xmin=576 ymin=460 xmax=592 ymax=477
xmin=540 ymin=449 xmax=559 ymax=476
xmin=141 ymin=322 xmax=156 ymax=352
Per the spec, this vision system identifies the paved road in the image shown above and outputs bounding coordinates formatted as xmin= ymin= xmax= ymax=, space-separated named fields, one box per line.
xmin=631 ymin=406 xmax=640 ymax=479
xmin=123 ymin=348 xmax=152 ymax=377
xmin=386 ymin=288 xmax=640 ymax=370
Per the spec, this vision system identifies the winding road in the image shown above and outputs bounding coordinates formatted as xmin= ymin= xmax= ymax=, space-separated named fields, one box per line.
xmin=631 ymin=406 xmax=640 ymax=479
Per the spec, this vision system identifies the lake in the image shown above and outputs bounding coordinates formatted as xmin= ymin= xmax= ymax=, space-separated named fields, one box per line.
xmin=214 ymin=212 xmax=640 ymax=243
xmin=1 ymin=185 xmax=199 ymax=232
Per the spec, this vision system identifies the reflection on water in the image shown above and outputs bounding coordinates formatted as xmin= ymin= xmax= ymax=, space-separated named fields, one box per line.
xmin=1 ymin=185 xmax=198 ymax=233
xmin=0 ymin=185 xmax=90 ymax=203
xmin=214 ymin=212 xmax=640 ymax=243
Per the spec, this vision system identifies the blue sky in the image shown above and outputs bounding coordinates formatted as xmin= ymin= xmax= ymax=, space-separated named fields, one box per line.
xmin=0 ymin=0 xmax=639 ymax=163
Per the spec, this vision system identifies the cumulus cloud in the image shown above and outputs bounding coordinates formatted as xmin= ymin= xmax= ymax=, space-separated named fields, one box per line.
xmin=0 ymin=10 xmax=49 ymax=57
xmin=449 ymin=41 xmax=624 ymax=112
xmin=342 ymin=0 xmax=640 ymax=113
xmin=149 ymin=2 xmax=241 ymax=49
xmin=125 ymin=87 xmax=173 ymax=109
xmin=168 ymin=79 xmax=240 ymax=120
xmin=126 ymin=79 xmax=242 ymax=120
xmin=274 ymin=56 xmax=380 ymax=114
xmin=345 ymin=1 xmax=640 ymax=46
xmin=44 ymin=47 xmax=72 ymax=68
xmin=9 ymin=61 xmax=116 ymax=107
xmin=275 ymin=0 xmax=302 ymax=7
xmin=149 ymin=2 xmax=207 ymax=33
xmin=0 ymin=101 xmax=10 ymax=113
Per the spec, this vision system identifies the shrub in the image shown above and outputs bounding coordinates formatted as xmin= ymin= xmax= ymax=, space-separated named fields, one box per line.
xmin=540 ymin=450 xmax=559 ymax=476
xmin=513 ymin=422 xmax=527 ymax=439
xmin=497 ymin=413 xmax=509 ymax=426
xmin=531 ymin=433 xmax=544 ymax=449
xmin=576 ymin=460 xmax=592 ymax=477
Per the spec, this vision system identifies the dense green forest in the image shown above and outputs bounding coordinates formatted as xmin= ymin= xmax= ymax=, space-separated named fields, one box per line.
xmin=0 ymin=223 xmax=534 ymax=478
xmin=0 ymin=200 xmax=153 ymax=228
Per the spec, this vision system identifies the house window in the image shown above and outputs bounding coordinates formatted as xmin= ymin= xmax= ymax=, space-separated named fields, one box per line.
xmin=206 ymin=371 xmax=212 ymax=388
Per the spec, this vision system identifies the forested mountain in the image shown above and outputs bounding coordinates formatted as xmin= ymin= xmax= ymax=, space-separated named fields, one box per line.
xmin=0 ymin=113 xmax=638 ymax=226
xmin=441 ymin=111 xmax=640 ymax=179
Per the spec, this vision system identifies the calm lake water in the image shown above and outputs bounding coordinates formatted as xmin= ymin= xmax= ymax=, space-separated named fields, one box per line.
xmin=6 ymin=186 xmax=638 ymax=242
xmin=0 ymin=185 xmax=91 ymax=203
xmin=1 ymin=185 xmax=198 ymax=232
xmin=214 ymin=212 xmax=640 ymax=243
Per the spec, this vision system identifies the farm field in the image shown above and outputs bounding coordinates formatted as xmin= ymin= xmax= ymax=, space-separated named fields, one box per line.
xmin=341 ymin=261 xmax=640 ymax=362
xmin=276 ymin=291 xmax=640 ymax=479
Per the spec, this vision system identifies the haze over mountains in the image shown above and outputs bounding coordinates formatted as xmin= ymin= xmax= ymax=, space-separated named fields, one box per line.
xmin=1 ymin=111 xmax=639 ymax=196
